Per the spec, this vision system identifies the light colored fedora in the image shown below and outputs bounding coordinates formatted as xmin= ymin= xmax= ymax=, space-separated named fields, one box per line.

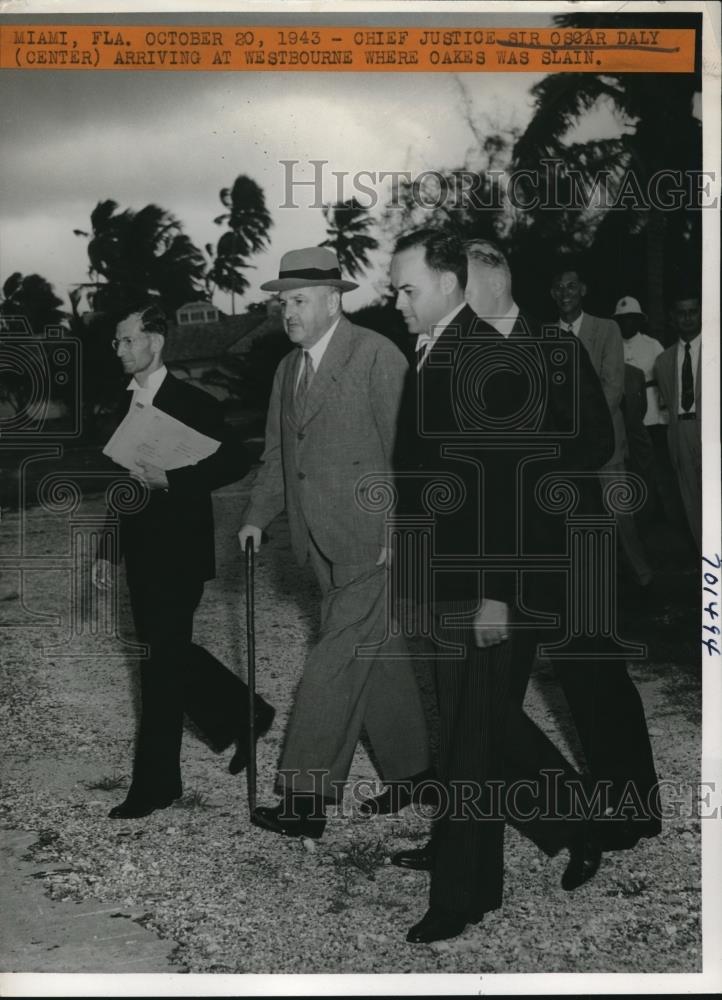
xmin=260 ymin=247 xmax=358 ymax=292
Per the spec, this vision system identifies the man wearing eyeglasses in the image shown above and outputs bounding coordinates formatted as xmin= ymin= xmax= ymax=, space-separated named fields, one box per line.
xmin=92 ymin=304 xmax=275 ymax=819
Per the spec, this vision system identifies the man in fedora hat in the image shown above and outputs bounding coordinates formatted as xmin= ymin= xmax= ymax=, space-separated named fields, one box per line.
xmin=238 ymin=247 xmax=431 ymax=838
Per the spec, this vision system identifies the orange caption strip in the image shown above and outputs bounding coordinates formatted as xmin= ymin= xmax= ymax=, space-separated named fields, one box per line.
xmin=0 ymin=25 xmax=695 ymax=73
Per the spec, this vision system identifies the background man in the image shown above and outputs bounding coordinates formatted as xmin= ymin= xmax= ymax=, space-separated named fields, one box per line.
xmin=614 ymin=295 xmax=678 ymax=528
xmin=238 ymin=247 xmax=430 ymax=839
xmin=93 ymin=304 xmax=274 ymax=820
xmin=654 ymin=290 xmax=702 ymax=550
xmin=550 ymin=263 xmax=653 ymax=589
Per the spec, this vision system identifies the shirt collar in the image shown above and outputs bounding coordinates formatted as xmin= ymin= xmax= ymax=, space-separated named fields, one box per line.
xmin=415 ymin=302 xmax=466 ymax=353
xmin=488 ymin=301 xmax=520 ymax=339
xmin=678 ymin=334 xmax=701 ymax=353
xmin=559 ymin=311 xmax=584 ymax=336
xmin=305 ymin=317 xmax=341 ymax=369
xmin=127 ymin=364 xmax=167 ymax=401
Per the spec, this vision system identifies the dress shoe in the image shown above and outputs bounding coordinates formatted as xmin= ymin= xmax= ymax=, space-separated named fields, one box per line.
xmin=229 ymin=701 xmax=276 ymax=775
xmin=358 ymin=768 xmax=438 ymax=817
xmin=561 ymin=828 xmax=603 ymax=891
xmin=406 ymin=906 xmax=481 ymax=944
xmin=251 ymin=798 xmax=327 ymax=839
xmin=391 ymin=840 xmax=434 ymax=872
xmin=108 ymin=794 xmax=179 ymax=819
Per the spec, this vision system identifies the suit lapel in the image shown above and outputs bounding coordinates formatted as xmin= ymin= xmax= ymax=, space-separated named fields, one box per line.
xmin=298 ymin=316 xmax=354 ymax=427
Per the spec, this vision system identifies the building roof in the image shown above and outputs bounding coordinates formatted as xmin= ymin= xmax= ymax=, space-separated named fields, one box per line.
xmin=164 ymin=313 xmax=264 ymax=364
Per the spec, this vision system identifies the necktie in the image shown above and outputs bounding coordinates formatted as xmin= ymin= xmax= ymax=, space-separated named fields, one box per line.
xmin=681 ymin=342 xmax=694 ymax=412
xmin=296 ymin=350 xmax=314 ymax=407
xmin=416 ymin=333 xmax=434 ymax=357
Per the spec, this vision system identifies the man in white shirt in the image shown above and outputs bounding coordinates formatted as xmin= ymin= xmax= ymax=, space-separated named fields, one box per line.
xmin=93 ymin=304 xmax=272 ymax=819
xmin=654 ymin=291 xmax=702 ymax=549
xmin=613 ymin=296 xmax=682 ymax=526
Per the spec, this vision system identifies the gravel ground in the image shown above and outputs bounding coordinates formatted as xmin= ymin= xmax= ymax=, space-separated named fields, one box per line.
xmin=0 ymin=478 xmax=702 ymax=975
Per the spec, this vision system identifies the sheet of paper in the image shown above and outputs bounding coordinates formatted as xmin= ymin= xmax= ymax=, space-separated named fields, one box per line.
xmin=102 ymin=401 xmax=220 ymax=472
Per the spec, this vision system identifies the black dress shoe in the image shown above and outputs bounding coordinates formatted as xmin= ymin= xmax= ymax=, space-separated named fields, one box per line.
xmin=108 ymin=794 xmax=179 ymax=819
xmin=251 ymin=799 xmax=327 ymax=839
xmin=391 ymin=840 xmax=434 ymax=872
xmin=406 ymin=906 xmax=481 ymax=944
xmin=561 ymin=829 xmax=603 ymax=891
xmin=229 ymin=702 xmax=276 ymax=775
xmin=358 ymin=769 xmax=437 ymax=817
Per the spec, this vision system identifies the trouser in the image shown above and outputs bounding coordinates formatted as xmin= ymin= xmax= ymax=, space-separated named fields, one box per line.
xmin=276 ymin=537 xmax=430 ymax=802
xmin=604 ymin=461 xmax=652 ymax=585
xmin=125 ymin=565 xmax=265 ymax=802
xmin=647 ymin=424 xmax=686 ymax=526
xmin=669 ymin=421 xmax=702 ymax=551
xmin=429 ymin=606 xmax=580 ymax=918
xmin=429 ymin=602 xmax=661 ymax=918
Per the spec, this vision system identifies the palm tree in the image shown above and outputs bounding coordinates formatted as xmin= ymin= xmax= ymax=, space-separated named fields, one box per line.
xmin=207 ymin=175 xmax=272 ymax=314
xmin=74 ymin=200 xmax=208 ymax=318
xmin=511 ymin=11 xmax=702 ymax=335
xmin=320 ymin=199 xmax=379 ymax=279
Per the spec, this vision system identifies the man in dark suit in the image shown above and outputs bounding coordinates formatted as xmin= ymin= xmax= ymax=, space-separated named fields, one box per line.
xmin=389 ymin=233 xmax=661 ymax=944
xmin=92 ymin=304 xmax=274 ymax=819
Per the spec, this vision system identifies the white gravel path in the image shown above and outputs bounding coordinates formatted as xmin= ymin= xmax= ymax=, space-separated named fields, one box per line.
xmin=0 ymin=479 xmax=702 ymax=975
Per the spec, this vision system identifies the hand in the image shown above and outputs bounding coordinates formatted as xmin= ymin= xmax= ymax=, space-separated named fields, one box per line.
xmin=91 ymin=558 xmax=114 ymax=592
xmin=472 ymin=599 xmax=510 ymax=648
xmin=376 ymin=545 xmax=392 ymax=568
xmin=238 ymin=524 xmax=263 ymax=554
xmin=135 ymin=460 xmax=168 ymax=490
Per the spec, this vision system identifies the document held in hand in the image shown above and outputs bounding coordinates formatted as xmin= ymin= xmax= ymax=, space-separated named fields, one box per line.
xmin=103 ymin=401 xmax=220 ymax=472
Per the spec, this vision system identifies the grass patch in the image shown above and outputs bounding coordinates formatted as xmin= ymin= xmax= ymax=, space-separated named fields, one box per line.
xmin=83 ymin=772 xmax=129 ymax=792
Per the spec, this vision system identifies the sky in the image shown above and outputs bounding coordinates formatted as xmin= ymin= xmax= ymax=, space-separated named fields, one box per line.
xmin=0 ymin=66 xmax=550 ymax=314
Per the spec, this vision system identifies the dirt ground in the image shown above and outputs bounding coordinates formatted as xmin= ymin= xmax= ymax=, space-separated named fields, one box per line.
xmin=0 ymin=477 xmax=702 ymax=976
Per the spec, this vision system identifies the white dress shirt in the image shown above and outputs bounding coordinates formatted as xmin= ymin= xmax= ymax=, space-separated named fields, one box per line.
xmin=676 ymin=334 xmax=701 ymax=415
xmin=295 ymin=318 xmax=341 ymax=388
xmin=622 ymin=332 xmax=667 ymax=426
xmin=416 ymin=303 xmax=465 ymax=371
xmin=127 ymin=364 xmax=167 ymax=406
xmin=558 ymin=312 xmax=584 ymax=337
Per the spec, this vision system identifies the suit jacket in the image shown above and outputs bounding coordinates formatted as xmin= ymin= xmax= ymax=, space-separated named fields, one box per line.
xmin=395 ymin=306 xmax=614 ymax=611
xmin=101 ymin=372 xmax=250 ymax=584
xmin=654 ymin=341 xmax=702 ymax=467
xmin=243 ymin=315 xmax=408 ymax=566
xmin=577 ymin=313 xmax=626 ymax=465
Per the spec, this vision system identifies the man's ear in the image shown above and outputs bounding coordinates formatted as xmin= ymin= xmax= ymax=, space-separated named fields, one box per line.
xmin=150 ymin=331 xmax=165 ymax=356
xmin=439 ymin=271 xmax=458 ymax=297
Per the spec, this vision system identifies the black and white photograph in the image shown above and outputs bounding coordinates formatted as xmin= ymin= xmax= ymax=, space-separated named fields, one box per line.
xmin=0 ymin=1 xmax=720 ymax=994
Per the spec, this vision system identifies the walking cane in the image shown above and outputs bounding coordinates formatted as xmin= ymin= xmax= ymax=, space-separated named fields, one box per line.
xmin=245 ymin=535 xmax=257 ymax=816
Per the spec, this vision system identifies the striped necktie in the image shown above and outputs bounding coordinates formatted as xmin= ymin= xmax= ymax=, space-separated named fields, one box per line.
xmin=681 ymin=342 xmax=694 ymax=412
xmin=296 ymin=350 xmax=314 ymax=406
